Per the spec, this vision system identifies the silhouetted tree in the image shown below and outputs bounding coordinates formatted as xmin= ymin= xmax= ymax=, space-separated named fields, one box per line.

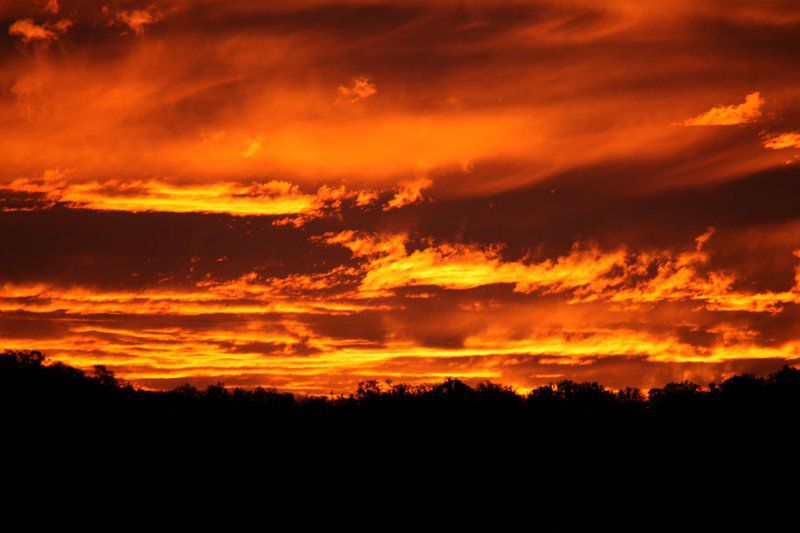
xmin=555 ymin=380 xmax=614 ymax=404
xmin=649 ymin=380 xmax=703 ymax=407
xmin=429 ymin=378 xmax=475 ymax=402
xmin=527 ymin=384 xmax=560 ymax=404
xmin=355 ymin=379 xmax=383 ymax=400
xmin=616 ymin=386 xmax=645 ymax=404
xmin=475 ymin=381 xmax=519 ymax=404
xmin=2 ymin=349 xmax=45 ymax=366
xmin=92 ymin=365 xmax=119 ymax=388
xmin=2 ymin=349 xmax=800 ymax=531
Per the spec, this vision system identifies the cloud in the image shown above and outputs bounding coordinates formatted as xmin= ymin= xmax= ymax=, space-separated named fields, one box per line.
xmin=355 ymin=190 xmax=378 ymax=207
xmin=4 ymin=282 xmax=800 ymax=394
xmin=323 ymin=231 xmax=624 ymax=295
xmin=337 ymin=235 xmax=628 ymax=297
xmin=764 ymin=132 xmax=800 ymax=150
xmin=0 ymin=173 xmax=417 ymax=223
xmin=337 ymin=76 xmax=377 ymax=103
xmin=8 ymin=18 xmax=71 ymax=43
xmin=5 ymin=224 xmax=800 ymax=394
xmin=0 ymin=272 xmax=372 ymax=317
xmin=695 ymin=227 xmax=715 ymax=251
xmin=2 ymin=3 xmax=791 ymax=191
xmin=2 ymin=175 xmax=326 ymax=217
xmin=115 ymin=8 xmax=162 ymax=34
xmin=383 ymin=178 xmax=432 ymax=210
xmin=682 ymin=92 xmax=764 ymax=126
xmin=41 ymin=0 xmax=59 ymax=15
xmin=325 ymin=230 xmax=800 ymax=313
xmin=241 ymin=137 xmax=264 ymax=158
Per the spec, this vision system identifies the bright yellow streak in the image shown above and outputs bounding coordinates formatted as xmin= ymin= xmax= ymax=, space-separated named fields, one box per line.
xmin=4 ymin=176 xmax=326 ymax=216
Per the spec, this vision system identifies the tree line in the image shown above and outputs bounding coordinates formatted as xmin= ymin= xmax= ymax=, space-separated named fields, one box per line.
xmin=4 ymin=349 xmax=800 ymax=410
xmin=2 ymin=349 xmax=799 ymax=532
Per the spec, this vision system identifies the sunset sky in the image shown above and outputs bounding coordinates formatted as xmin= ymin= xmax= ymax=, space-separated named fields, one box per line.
xmin=3 ymin=0 xmax=800 ymax=393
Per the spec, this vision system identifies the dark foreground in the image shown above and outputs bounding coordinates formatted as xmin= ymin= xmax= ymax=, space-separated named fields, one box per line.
xmin=1 ymin=350 xmax=799 ymax=532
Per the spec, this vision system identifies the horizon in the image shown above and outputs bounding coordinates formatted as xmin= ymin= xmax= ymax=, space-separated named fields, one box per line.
xmin=9 ymin=348 xmax=786 ymax=398
xmin=7 ymin=349 xmax=800 ymax=405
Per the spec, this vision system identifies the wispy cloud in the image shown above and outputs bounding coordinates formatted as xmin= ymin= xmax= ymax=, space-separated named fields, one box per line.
xmin=337 ymin=76 xmax=377 ymax=103
xmin=764 ymin=132 xmax=800 ymax=150
xmin=114 ymin=7 xmax=163 ymax=35
xmin=384 ymin=178 xmax=432 ymax=210
xmin=682 ymin=92 xmax=764 ymax=126
xmin=3 ymin=175 xmax=318 ymax=216
xmin=42 ymin=0 xmax=59 ymax=15
xmin=8 ymin=18 xmax=71 ymax=43
xmin=325 ymin=230 xmax=800 ymax=313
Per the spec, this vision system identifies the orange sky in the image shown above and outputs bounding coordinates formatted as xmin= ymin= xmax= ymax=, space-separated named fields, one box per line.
xmin=3 ymin=0 xmax=800 ymax=393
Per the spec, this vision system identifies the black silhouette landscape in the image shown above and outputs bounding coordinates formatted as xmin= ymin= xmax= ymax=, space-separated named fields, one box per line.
xmin=2 ymin=349 xmax=798 ymax=531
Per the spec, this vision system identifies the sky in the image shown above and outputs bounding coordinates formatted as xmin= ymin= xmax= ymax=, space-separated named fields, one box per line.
xmin=3 ymin=0 xmax=800 ymax=394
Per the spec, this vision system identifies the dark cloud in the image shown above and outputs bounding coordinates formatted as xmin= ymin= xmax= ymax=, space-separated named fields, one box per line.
xmin=0 ymin=209 xmax=351 ymax=288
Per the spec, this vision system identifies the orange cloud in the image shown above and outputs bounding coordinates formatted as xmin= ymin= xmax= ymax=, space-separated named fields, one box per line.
xmin=337 ymin=76 xmax=377 ymax=103
xmin=42 ymin=0 xmax=59 ymax=15
xmin=682 ymin=92 xmax=763 ymax=126
xmin=600 ymin=249 xmax=793 ymax=313
xmin=4 ymin=232 xmax=800 ymax=394
xmin=384 ymin=178 xmax=432 ymax=210
xmin=325 ymin=232 xmax=631 ymax=296
xmin=325 ymin=231 xmax=800 ymax=313
xmin=8 ymin=18 xmax=71 ymax=42
xmin=0 ymin=270 xmax=375 ymax=317
xmin=0 ymin=1 xmax=795 ymax=198
xmin=2 ymin=175 xmax=320 ymax=216
xmin=4 ymin=300 xmax=800 ymax=395
xmin=355 ymin=190 xmax=378 ymax=207
xmin=1 ymin=19 xmax=788 ymax=193
xmin=694 ymin=227 xmax=715 ymax=251
xmin=1 ymin=173 xmax=395 ymax=220
xmin=764 ymin=132 xmax=800 ymax=150
xmin=115 ymin=8 xmax=162 ymax=34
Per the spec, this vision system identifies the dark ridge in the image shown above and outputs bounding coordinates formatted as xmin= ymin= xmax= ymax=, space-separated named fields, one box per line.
xmin=1 ymin=349 xmax=799 ymax=531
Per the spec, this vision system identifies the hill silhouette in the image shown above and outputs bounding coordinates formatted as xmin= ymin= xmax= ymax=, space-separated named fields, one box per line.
xmin=1 ymin=349 xmax=799 ymax=531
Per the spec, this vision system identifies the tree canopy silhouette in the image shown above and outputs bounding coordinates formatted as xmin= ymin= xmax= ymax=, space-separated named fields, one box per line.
xmin=1 ymin=349 xmax=799 ymax=532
